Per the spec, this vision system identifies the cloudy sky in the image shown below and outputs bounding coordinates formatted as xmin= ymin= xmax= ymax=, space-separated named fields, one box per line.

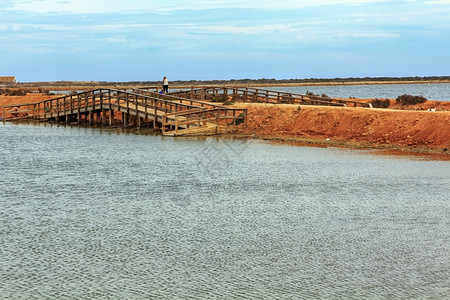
xmin=0 ymin=0 xmax=449 ymax=82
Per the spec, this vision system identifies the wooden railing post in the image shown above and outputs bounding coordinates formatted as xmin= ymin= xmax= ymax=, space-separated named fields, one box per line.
xmin=108 ymin=91 xmax=113 ymax=126
xmin=135 ymin=95 xmax=140 ymax=128
xmin=77 ymin=94 xmax=81 ymax=125
xmin=244 ymin=109 xmax=248 ymax=129
xmin=144 ymin=97 xmax=148 ymax=120
xmin=162 ymin=115 xmax=167 ymax=132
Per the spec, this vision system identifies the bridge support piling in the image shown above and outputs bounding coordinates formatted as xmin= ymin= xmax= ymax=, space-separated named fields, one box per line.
xmin=102 ymin=110 xmax=107 ymax=125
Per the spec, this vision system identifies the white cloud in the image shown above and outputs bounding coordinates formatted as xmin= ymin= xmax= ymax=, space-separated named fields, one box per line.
xmin=201 ymin=24 xmax=295 ymax=34
xmin=6 ymin=0 xmax=390 ymax=14
xmin=352 ymin=32 xmax=400 ymax=38
xmin=0 ymin=22 xmax=156 ymax=32
xmin=105 ymin=36 xmax=127 ymax=44
xmin=426 ymin=0 xmax=450 ymax=3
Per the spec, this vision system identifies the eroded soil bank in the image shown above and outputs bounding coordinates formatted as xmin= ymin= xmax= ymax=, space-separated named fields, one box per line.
xmin=232 ymin=102 xmax=450 ymax=155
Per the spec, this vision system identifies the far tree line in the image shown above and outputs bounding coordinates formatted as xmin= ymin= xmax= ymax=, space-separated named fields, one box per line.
xmin=4 ymin=76 xmax=449 ymax=88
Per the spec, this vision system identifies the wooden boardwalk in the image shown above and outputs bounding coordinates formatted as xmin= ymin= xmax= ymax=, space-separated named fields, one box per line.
xmin=1 ymin=88 xmax=247 ymax=136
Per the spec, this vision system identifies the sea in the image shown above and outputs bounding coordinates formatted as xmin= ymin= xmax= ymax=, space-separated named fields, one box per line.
xmin=1 ymin=122 xmax=449 ymax=299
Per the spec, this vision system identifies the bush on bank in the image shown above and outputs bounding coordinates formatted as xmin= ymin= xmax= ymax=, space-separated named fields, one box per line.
xmin=396 ymin=94 xmax=427 ymax=105
xmin=371 ymin=99 xmax=391 ymax=108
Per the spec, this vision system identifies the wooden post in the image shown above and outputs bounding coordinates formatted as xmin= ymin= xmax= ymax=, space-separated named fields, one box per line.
xmin=162 ymin=115 xmax=167 ymax=133
xmin=215 ymin=109 xmax=219 ymax=133
xmin=70 ymin=95 xmax=74 ymax=115
xmin=144 ymin=97 xmax=148 ymax=120
xmin=126 ymin=93 xmax=130 ymax=117
xmin=154 ymin=101 xmax=158 ymax=128
xmin=77 ymin=94 xmax=81 ymax=124
xmin=135 ymin=95 xmax=139 ymax=128
xmin=244 ymin=109 xmax=248 ymax=129
xmin=33 ymin=103 xmax=37 ymax=120
xmin=108 ymin=90 xmax=112 ymax=126
xmin=64 ymin=97 xmax=69 ymax=125
xmin=99 ymin=90 xmax=103 ymax=112
xmin=92 ymin=90 xmax=96 ymax=110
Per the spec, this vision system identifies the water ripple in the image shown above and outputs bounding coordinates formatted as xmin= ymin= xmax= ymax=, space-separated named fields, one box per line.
xmin=1 ymin=124 xmax=449 ymax=299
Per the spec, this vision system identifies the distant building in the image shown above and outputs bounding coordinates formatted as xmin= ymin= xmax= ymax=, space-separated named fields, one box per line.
xmin=0 ymin=76 xmax=17 ymax=84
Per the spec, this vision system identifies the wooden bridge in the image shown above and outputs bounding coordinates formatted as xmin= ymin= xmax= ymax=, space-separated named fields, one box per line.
xmin=1 ymin=88 xmax=247 ymax=136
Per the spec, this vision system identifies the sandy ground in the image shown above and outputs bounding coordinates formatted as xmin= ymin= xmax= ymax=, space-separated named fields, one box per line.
xmin=2 ymin=93 xmax=449 ymax=155
xmin=232 ymin=102 xmax=450 ymax=154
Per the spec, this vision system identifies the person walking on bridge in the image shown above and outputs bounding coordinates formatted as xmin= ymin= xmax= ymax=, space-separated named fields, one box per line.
xmin=162 ymin=76 xmax=169 ymax=94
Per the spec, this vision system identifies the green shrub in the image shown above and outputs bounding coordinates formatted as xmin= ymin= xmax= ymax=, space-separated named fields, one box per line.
xmin=396 ymin=94 xmax=427 ymax=105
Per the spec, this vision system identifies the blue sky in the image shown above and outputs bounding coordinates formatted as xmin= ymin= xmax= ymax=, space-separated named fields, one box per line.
xmin=0 ymin=0 xmax=449 ymax=82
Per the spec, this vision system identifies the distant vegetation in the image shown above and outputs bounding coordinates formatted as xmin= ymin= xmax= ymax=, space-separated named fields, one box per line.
xmin=396 ymin=94 xmax=427 ymax=105
xmin=306 ymin=90 xmax=330 ymax=98
xmin=0 ymin=89 xmax=27 ymax=96
xmin=8 ymin=76 xmax=450 ymax=88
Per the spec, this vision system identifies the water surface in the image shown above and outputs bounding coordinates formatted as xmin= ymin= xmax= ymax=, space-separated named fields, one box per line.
xmin=265 ymin=83 xmax=450 ymax=101
xmin=1 ymin=124 xmax=449 ymax=299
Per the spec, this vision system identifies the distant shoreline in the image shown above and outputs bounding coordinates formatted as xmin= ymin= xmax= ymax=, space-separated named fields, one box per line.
xmin=1 ymin=79 xmax=450 ymax=91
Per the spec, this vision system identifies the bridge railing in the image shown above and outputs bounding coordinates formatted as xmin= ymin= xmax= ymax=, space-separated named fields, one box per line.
xmin=162 ymin=107 xmax=247 ymax=135
xmin=133 ymin=88 xmax=230 ymax=110
xmin=170 ymin=86 xmax=372 ymax=108
xmin=1 ymin=102 xmax=37 ymax=123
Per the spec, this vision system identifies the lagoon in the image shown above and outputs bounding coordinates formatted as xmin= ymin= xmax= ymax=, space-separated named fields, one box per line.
xmin=265 ymin=83 xmax=450 ymax=101
xmin=1 ymin=123 xmax=449 ymax=299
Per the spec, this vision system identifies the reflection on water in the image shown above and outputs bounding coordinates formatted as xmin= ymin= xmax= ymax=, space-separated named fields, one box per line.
xmin=1 ymin=124 xmax=449 ymax=299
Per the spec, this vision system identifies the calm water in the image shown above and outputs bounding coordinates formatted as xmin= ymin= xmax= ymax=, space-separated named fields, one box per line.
xmin=265 ymin=83 xmax=450 ymax=101
xmin=1 ymin=124 xmax=449 ymax=299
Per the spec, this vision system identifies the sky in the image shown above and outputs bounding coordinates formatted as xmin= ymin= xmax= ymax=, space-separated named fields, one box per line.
xmin=0 ymin=0 xmax=449 ymax=82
